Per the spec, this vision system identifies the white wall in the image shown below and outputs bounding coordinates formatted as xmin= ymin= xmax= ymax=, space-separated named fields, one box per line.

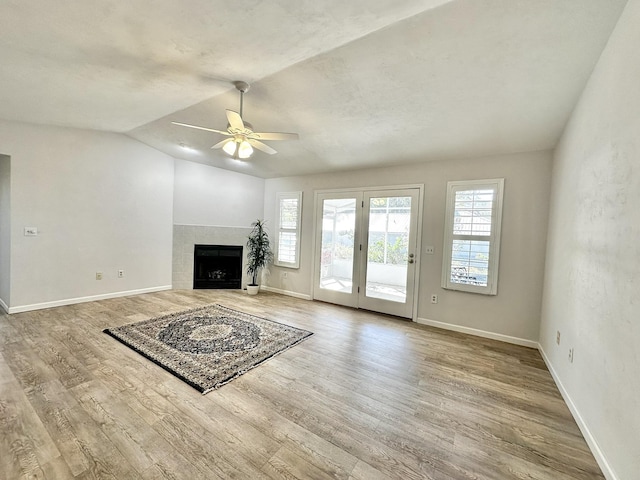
xmin=171 ymin=159 xmax=264 ymax=291
xmin=264 ymin=150 xmax=552 ymax=343
xmin=173 ymin=158 xmax=264 ymax=227
xmin=539 ymin=1 xmax=640 ymax=478
xmin=0 ymin=154 xmax=10 ymax=310
xmin=0 ymin=120 xmax=175 ymax=312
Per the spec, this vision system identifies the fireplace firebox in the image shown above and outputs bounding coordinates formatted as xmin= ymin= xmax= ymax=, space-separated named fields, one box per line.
xmin=193 ymin=245 xmax=243 ymax=289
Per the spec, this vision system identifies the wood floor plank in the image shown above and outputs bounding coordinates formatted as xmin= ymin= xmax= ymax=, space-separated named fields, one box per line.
xmin=0 ymin=378 xmax=61 ymax=473
xmin=88 ymin=363 xmax=179 ymax=426
xmin=1 ymin=340 xmax=61 ymax=391
xmin=62 ymin=404 xmax=143 ymax=479
xmin=212 ymin=378 xmax=361 ymax=478
xmin=152 ymin=411 xmax=268 ymax=479
xmin=70 ymin=379 xmax=167 ymax=473
xmin=262 ymin=445 xmax=339 ymax=480
xmin=25 ymin=379 xmax=89 ymax=476
xmin=41 ymin=454 xmax=74 ymax=480
xmin=349 ymin=459 xmax=394 ymax=480
xmin=0 ymin=289 xmax=604 ymax=479
xmin=0 ymin=351 xmax=16 ymax=386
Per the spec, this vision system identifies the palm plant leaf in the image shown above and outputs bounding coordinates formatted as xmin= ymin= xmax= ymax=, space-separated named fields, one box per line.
xmin=246 ymin=220 xmax=274 ymax=285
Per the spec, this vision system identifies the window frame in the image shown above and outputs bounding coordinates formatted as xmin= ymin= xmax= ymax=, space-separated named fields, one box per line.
xmin=441 ymin=178 xmax=504 ymax=295
xmin=274 ymin=191 xmax=303 ymax=269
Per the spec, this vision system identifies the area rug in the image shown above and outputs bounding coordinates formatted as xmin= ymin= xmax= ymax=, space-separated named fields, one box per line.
xmin=103 ymin=304 xmax=312 ymax=394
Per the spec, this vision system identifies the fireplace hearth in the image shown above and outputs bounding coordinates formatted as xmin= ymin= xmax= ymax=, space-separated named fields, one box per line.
xmin=193 ymin=245 xmax=243 ymax=289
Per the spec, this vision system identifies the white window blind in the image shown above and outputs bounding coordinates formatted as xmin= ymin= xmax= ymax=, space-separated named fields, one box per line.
xmin=275 ymin=192 xmax=302 ymax=268
xmin=441 ymin=179 xmax=504 ymax=295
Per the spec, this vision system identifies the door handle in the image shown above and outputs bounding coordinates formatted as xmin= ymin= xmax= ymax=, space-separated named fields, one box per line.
xmin=408 ymin=258 xmax=414 ymax=264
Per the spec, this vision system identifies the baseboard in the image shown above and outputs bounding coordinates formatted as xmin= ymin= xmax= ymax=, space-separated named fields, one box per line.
xmin=415 ymin=317 xmax=538 ymax=348
xmin=260 ymin=285 xmax=312 ymax=301
xmin=0 ymin=297 xmax=8 ymax=314
xmin=537 ymin=345 xmax=618 ymax=480
xmin=7 ymin=285 xmax=172 ymax=314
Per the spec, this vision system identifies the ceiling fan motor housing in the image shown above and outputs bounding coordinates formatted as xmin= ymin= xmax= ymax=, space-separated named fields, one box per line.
xmin=233 ymin=81 xmax=250 ymax=93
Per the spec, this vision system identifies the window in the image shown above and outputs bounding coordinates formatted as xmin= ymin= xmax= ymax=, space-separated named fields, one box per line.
xmin=275 ymin=191 xmax=302 ymax=268
xmin=441 ymin=179 xmax=504 ymax=295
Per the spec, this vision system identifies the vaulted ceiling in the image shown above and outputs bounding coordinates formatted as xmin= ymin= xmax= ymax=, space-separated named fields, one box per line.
xmin=0 ymin=0 xmax=628 ymax=178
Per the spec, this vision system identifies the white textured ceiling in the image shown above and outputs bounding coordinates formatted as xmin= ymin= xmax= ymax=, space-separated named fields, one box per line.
xmin=0 ymin=0 xmax=628 ymax=178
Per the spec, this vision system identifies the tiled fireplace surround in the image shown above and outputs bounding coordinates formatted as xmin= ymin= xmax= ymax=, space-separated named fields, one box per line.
xmin=172 ymin=224 xmax=251 ymax=290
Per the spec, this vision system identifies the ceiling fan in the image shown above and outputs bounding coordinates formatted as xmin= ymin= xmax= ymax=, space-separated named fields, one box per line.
xmin=172 ymin=81 xmax=298 ymax=159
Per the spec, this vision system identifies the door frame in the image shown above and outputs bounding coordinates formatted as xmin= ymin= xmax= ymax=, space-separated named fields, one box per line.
xmin=311 ymin=184 xmax=425 ymax=321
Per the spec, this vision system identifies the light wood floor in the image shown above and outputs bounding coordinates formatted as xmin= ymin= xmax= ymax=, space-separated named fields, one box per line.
xmin=1 ymin=290 xmax=603 ymax=479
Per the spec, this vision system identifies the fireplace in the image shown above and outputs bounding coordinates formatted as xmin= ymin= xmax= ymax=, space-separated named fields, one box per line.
xmin=193 ymin=245 xmax=243 ymax=289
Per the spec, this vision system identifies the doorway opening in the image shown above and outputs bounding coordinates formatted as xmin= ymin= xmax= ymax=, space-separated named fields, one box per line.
xmin=313 ymin=186 xmax=423 ymax=319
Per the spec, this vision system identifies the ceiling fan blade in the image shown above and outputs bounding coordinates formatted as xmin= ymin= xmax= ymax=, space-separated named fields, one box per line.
xmin=248 ymin=139 xmax=277 ymax=155
xmin=172 ymin=122 xmax=230 ymax=135
xmin=211 ymin=139 xmax=231 ymax=149
xmin=226 ymin=110 xmax=245 ymax=131
xmin=250 ymin=131 xmax=299 ymax=141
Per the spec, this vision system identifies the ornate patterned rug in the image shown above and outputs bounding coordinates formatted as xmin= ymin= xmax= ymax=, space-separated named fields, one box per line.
xmin=104 ymin=304 xmax=313 ymax=394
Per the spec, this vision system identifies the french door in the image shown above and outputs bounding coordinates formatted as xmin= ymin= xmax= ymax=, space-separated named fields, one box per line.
xmin=313 ymin=188 xmax=421 ymax=318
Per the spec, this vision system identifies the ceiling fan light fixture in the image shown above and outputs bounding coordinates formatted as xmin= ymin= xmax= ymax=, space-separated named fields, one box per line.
xmin=222 ymin=139 xmax=237 ymax=156
xmin=238 ymin=140 xmax=253 ymax=159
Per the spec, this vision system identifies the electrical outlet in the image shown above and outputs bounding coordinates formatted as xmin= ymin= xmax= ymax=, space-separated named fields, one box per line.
xmin=96 ymin=272 xmax=103 ymax=280
xmin=118 ymin=270 xmax=124 ymax=278
xmin=282 ymin=272 xmax=288 ymax=279
xmin=556 ymin=331 xmax=561 ymax=345
xmin=568 ymin=348 xmax=574 ymax=363
xmin=431 ymin=294 xmax=438 ymax=304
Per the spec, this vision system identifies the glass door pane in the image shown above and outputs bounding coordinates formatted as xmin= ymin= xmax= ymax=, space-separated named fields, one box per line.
xmin=319 ymin=198 xmax=357 ymax=294
xmin=365 ymin=196 xmax=412 ymax=303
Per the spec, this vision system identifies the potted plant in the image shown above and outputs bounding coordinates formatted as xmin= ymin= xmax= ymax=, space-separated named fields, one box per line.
xmin=246 ymin=219 xmax=273 ymax=295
